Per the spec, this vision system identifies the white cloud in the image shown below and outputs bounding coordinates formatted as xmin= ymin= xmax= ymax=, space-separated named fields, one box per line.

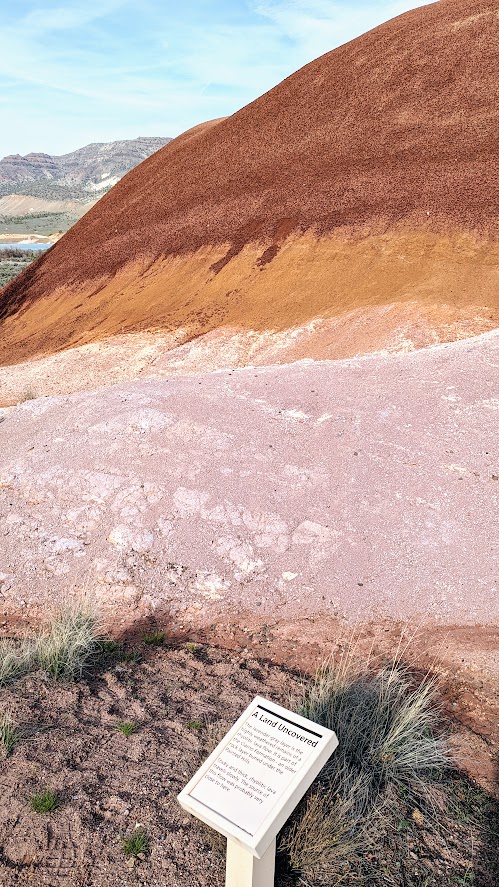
xmin=0 ymin=1 xmax=434 ymax=156
xmin=253 ymin=0 xmax=436 ymax=58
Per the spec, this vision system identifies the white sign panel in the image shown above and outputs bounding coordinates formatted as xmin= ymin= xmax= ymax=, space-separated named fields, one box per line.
xmin=178 ymin=696 xmax=338 ymax=858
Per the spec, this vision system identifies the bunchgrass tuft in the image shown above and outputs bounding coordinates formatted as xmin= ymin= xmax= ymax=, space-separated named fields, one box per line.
xmin=116 ymin=721 xmax=138 ymax=737
xmin=121 ymin=827 xmax=150 ymax=857
xmin=20 ymin=389 xmax=36 ymax=403
xmin=30 ymin=789 xmax=58 ymax=813
xmin=0 ymin=712 xmax=20 ymax=757
xmin=279 ymin=659 xmax=449 ymax=885
xmin=0 ymin=638 xmax=37 ymax=688
xmin=36 ymin=607 xmax=102 ymax=681
xmin=187 ymin=719 xmax=203 ymax=732
xmin=143 ymin=630 xmax=165 ymax=646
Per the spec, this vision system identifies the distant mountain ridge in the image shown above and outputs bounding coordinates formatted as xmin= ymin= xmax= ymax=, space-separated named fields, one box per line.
xmin=0 ymin=136 xmax=171 ymax=202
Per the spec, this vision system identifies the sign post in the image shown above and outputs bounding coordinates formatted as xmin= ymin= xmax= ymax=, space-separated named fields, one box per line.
xmin=225 ymin=835 xmax=276 ymax=887
xmin=178 ymin=696 xmax=338 ymax=887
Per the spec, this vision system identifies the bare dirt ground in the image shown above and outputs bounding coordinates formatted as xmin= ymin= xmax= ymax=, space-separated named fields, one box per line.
xmin=0 ymin=640 xmax=497 ymax=887
xmin=0 ymin=642 xmax=298 ymax=887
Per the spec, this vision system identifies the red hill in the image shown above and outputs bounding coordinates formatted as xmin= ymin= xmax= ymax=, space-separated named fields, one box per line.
xmin=1 ymin=0 xmax=498 ymax=368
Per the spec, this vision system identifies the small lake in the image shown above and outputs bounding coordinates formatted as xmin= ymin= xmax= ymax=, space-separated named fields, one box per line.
xmin=0 ymin=242 xmax=52 ymax=251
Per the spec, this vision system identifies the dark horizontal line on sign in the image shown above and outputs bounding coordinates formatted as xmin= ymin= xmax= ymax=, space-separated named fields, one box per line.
xmin=257 ymin=705 xmax=322 ymax=739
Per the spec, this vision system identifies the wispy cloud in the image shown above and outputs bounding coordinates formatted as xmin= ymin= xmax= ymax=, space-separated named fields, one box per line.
xmin=253 ymin=0 xmax=434 ymax=58
xmin=0 ymin=1 xmax=434 ymax=156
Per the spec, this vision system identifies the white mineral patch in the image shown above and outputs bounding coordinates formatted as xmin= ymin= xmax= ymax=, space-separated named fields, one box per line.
xmin=157 ymin=517 xmax=174 ymax=537
xmin=80 ymin=471 xmax=124 ymax=503
xmin=193 ymin=571 xmax=230 ymax=599
xmin=0 ymin=573 xmax=14 ymax=593
xmin=292 ymin=520 xmax=331 ymax=545
xmin=1 ymin=331 xmax=498 ymax=631
xmin=281 ymin=409 xmax=310 ymax=420
xmin=111 ymin=483 xmax=164 ymax=514
xmin=19 ymin=397 xmax=59 ymax=417
xmin=49 ymin=536 xmax=84 ymax=554
xmin=216 ymin=538 xmax=265 ymax=577
xmin=89 ymin=408 xmax=172 ymax=434
xmin=173 ymin=487 xmax=210 ymax=516
xmin=108 ymin=525 xmax=155 ymax=552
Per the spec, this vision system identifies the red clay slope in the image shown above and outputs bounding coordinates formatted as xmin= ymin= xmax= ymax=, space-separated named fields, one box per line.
xmin=1 ymin=0 xmax=498 ymax=366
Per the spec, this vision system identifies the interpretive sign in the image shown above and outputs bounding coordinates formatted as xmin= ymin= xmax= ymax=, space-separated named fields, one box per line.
xmin=178 ymin=695 xmax=338 ymax=885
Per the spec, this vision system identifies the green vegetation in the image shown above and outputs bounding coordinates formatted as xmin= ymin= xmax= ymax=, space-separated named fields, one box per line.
xmin=121 ymin=827 xmax=150 ymax=857
xmin=1 ymin=211 xmax=65 ymax=224
xmin=0 ymin=606 xmax=102 ymax=686
xmin=119 ymin=650 xmax=140 ymax=664
xmin=143 ymin=630 xmax=165 ymax=646
xmin=30 ymin=789 xmax=58 ymax=813
xmin=36 ymin=607 xmax=102 ymax=680
xmin=185 ymin=642 xmax=203 ymax=657
xmin=187 ymin=719 xmax=203 ymax=732
xmin=279 ymin=661 xmax=450 ymax=885
xmin=116 ymin=721 xmax=138 ymax=737
xmin=99 ymin=639 xmax=120 ymax=657
xmin=0 ymin=712 xmax=20 ymax=757
xmin=0 ymin=250 xmax=40 ymax=288
xmin=0 ymin=638 xmax=37 ymax=688
xmin=0 ymin=247 xmax=42 ymax=259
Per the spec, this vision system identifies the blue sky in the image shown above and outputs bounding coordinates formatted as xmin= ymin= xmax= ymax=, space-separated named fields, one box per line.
xmin=0 ymin=1 xmax=433 ymax=157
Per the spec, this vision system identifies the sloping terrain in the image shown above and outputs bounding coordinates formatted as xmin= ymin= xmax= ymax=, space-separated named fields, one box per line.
xmin=0 ymin=194 xmax=82 ymax=216
xmin=0 ymin=0 xmax=498 ymax=370
xmin=0 ymin=1 xmax=497 ymax=802
xmin=2 ymin=330 xmax=497 ymax=626
xmin=1 ymin=333 xmax=498 ymax=767
xmin=0 ymin=138 xmax=171 ymax=248
xmin=0 ymin=137 xmax=171 ymax=201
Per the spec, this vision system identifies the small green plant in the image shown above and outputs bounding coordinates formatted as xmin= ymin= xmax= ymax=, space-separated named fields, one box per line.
xmin=120 ymin=650 xmax=139 ymax=664
xmin=187 ymin=719 xmax=203 ymax=732
xmin=30 ymin=789 xmax=58 ymax=813
xmin=121 ymin=827 xmax=150 ymax=857
xmin=185 ymin=642 xmax=202 ymax=656
xmin=116 ymin=721 xmax=138 ymax=737
xmin=37 ymin=606 xmax=101 ymax=680
xmin=143 ymin=630 xmax=165 ymax=646
xmin=0 ymin=713 xmax=20 ymax=757
xmin=99 ymin=639 xmax=120 ymax=657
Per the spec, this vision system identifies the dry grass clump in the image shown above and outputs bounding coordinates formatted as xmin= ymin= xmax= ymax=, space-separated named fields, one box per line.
xmin=36 ymin=607 xmax=102 ymax=680
xmin=0 ymin=712 xmax=20 ymax=757
xmin=0 ymin=605 xmax=103 ymax=688
xmin=279 ymin=659 xmax=449 ymax=885
xmin=0 ymin=638 xmax=37 ymax=688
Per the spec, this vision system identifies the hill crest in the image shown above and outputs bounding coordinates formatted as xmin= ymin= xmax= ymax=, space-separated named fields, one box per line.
xmin=0 ymin=0 xmax=498 ymax=368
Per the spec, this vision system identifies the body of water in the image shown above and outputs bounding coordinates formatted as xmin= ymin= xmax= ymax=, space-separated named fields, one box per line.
xmin=0 ymin=242 xmax=52 ymax=251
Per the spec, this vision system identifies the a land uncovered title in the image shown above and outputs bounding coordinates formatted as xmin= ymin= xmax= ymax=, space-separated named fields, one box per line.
xmin=253 ymin=707 xmax=320 ymax=748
